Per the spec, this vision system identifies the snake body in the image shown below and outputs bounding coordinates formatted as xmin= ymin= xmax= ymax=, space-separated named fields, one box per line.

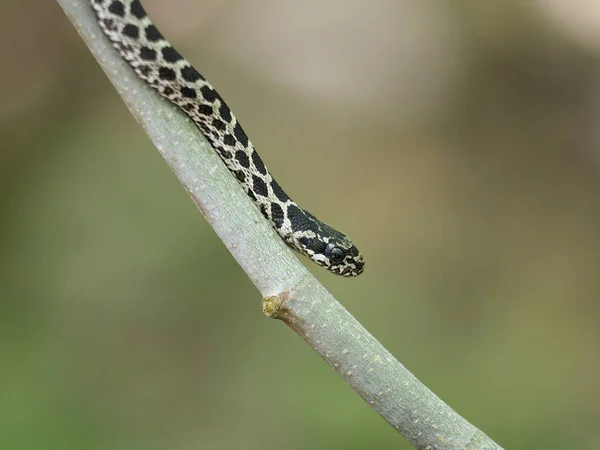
xmin=91 ymin=0 xmax=364 ymax=276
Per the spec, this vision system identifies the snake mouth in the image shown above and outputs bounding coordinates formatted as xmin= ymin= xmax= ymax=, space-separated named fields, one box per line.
xmin=337 ymin=259 xmax=365 ymax=277
xmin=355 ymin=261 xmax=365 ymax=275
xmin=349 ymin=261 xmax=365 ymax=277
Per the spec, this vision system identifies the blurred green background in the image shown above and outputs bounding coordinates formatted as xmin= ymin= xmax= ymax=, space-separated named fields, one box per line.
xmin=2 ymin=0 xmax=600 ymax=449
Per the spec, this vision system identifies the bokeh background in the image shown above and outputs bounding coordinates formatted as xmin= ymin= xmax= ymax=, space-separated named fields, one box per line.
xmin=2 ymin=0 xmax=600 ymax=448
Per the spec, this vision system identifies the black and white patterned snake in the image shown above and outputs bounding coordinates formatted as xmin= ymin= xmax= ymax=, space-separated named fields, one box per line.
xmin=92 ymin=0 xmax=365 ymax=276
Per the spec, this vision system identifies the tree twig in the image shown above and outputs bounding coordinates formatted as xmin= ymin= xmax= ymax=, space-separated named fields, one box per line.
xmin=57 ymin=2 xmax=504 ymax=448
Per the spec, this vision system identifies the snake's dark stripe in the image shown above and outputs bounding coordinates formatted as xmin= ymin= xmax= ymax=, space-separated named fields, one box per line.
xmin=91 ymin=0 xmax=364 ymax=276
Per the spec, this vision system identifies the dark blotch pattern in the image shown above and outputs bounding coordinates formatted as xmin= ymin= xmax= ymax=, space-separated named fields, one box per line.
xmin=158 ymin=67 xmax=176 ymax=81
xmin=180 ymin=87 xmax=197 ymax=99
xmin=223 ymin=134 xmax=236 ymax=146
xmin=198 ymin=104 xmax=213 ymax=116
xmin=212 ymin=119 xmax=226 ymax=131
xmin=300 ymin=236 xmax=326 ymax=254
xmin=252 ymin=176 xmax=268 ymax=197
xmin=181 ymin=66 xmax=203 ymax=82
xmin=162 ymin=46 xmax=183 ymax=63
xmin=233 ymin=122 xmax=248 ymax=147
xmin=108 ymin=1 xmax=125 ymax=17
xmin=219 ymin=103 xmax=232 ymax=122
xmin=200 ymin=86 xmax=218 ymax=103
xmin=130 ymin=0 xmax=146 ymax=19
xmin=122 ymin=24 xmax=139 ymax=39
xmin=140 ymin=46 xmax=157 ymax=61
xmin=270 ymin=203 xmax=284 ymax=228
xmin=145 ymin=25 xmax=162 ymax=42
xmin=235 ymin=150 xmax=250 ymax=169
xmin=270 ymin=179 xmax=289 ymax=202
xmin=287 ymin=204 xmax=318 ymax=233
xmin=251 ymin=151 xmax=267 ymax=175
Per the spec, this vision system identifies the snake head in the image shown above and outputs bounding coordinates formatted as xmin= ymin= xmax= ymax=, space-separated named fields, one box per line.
xmin=284 ymin=207 xmax=364 ymax=276
xmin=297 ymin=234 xmax=365 ymax=277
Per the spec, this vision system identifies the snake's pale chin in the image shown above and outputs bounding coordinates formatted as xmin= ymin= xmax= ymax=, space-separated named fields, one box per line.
xmin=92 ymin=0 xmax=364 ymax=276
xmin=333 ymin=258 xmax=365 ymax=277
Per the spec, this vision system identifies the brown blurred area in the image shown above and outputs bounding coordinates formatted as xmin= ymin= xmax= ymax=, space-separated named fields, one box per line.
xmin=1 ymin=0 xmax=599 ymax=449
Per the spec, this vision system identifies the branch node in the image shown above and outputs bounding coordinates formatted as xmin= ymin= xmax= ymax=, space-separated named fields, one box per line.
xmin=262 ymin=291 xmax=291 ymax=319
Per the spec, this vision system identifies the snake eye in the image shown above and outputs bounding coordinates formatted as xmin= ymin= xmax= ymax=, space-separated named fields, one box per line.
xmin=329 ymin=247 xmax=345 ymax=263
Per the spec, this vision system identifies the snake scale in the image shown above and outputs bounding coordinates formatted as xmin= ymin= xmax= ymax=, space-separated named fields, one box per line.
xmin=91 ymin=0 xmax=364 ymax=277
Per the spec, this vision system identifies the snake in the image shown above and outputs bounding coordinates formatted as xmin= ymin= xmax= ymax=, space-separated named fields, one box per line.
xmin=91 ymin=0 xmax=365 ymax=277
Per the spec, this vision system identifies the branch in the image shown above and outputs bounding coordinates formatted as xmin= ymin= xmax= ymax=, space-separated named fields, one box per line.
xmin=58 ymin=2 xmax=504 ymax=449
